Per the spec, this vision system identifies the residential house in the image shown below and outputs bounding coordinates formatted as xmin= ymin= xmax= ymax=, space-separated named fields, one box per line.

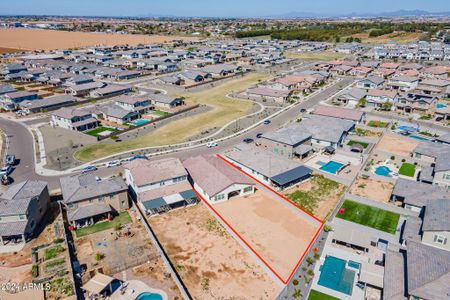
xmin=115 ymin=95 xmax=153 ymax=115
xmin=387 ymin=76 xmax=419 ymax=92
xmin=0 ymin=91 xmax=39 ymax=110
xmin=366 ymin=90 xmax=399 ymax=109
xmin=356 ymin=76 xmax=385 ymax=90
xmin=19 ymin=95 xmax=77 ymax=113
xmin=335 ymin=87 xmax=366 ymax=107
xmin=183 ymin=155 xmax=255 ymax=203
xmin=90 ymin=84 xmax=132 ymax=98
xmin=421 ymin=199 xmax=450 ymax=251
xmin=0 ymin=180 xmax=50 ymax=245
xmin=149 ymin=94 xmax=184 ymax=109
xmin=51 ymin=107 xmax=99 ymax=131
xmin=246 ymin=87 xmax=292 ymax=103
xmin=312 ymin=105 xmax=365 ymax=123
xmin=396 ymin=93 xmax=437 ymax=114
xmin=60 ymin=174 xmax=129 ymax=227
xmin=124 ymin=158 xmax=197 ymax=215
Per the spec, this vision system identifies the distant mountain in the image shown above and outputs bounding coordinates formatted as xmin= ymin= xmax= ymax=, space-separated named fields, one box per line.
xmin=266 ymin=10 xmax=450 ymax=19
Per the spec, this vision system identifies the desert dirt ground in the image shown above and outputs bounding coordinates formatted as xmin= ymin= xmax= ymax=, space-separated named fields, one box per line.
xmin=0 ymin=28 xmax=194 ymax=51
xmin=349 ymin=176 xmax=394 ymax=203
xmin=213 ymin=189 xmax=321 ymax=281
xmin=74 ymin=72 xmax=269 ymax=162
xmin=344 ymin=31 xmax=424 ymax=44
xmin=375 ymin=134 xmax=419 ymax=156
xmin=148 ymin=204 xmax=280 ymax=300
xmin=285 ymin=50 xmax=348 ymax=61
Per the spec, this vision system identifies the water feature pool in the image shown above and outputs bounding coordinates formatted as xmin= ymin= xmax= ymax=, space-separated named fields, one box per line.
xmin=320 ymin=161 xmax=344 ymax=174
xmin=318 ymin=256 xmax=355 ymax=296
xmin=135 ymin=292 xmax=163 ymax=300
xmin=132 ymin=119 xmax=151 ymax=126
xmin=375 ymin=166 xmax=392 ymax=177
xmin=436 ymin=103 xmax=447 ymax=109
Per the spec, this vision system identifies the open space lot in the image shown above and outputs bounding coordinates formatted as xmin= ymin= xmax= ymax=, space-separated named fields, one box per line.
xmin=344 ymin=31 xmax=423 ymax=44
xmin=284 ymin=175 xmax=346 ymax=220
xmin=375 ymin=134 xmax=418 ymax=156
xmin=148 ymin=204 xmax=280 ymax=300
xmin=75 ymin=72 xmax=269 ymax=162
xmin=349 ymin=176 xmax=394 ymax=203
xmin=336 ymin=200 xmax=400 ymax=234
xmin=213 ymin=188 xmax=322 ymax=281
xmin=0 ymin=28 xmax=193 ymax=51
xmin=285 ymin=51 xmax=348 ymax=61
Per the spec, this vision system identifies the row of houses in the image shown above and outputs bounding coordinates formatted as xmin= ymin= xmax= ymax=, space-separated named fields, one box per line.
xmin=371 ymin=41 xmax=450 ymax=61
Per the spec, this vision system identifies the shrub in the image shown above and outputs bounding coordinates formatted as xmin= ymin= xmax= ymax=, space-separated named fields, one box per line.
xmin=390 ymin=156 xmax=395 ymax=160
xmin=95 ymin=252 xmax=105 ymax=261
xmin=307 ymin=269 xmax=315 ymax=276
xmin=306 ymin=257 xmax=315 ymax=266
xmin=323 ymin=224 xmax=332 ymax=232
xmin=292 ymin=279 xmax=299 ymax=286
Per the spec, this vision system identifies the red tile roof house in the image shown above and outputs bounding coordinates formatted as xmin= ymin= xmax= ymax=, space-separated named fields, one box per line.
xmin=312 ymin=105 xmax=365 ymax=123
xmin=366 ymin=89 xmax=399 ymax=109
xmin=183 ymin=155 xmax=255 ymax=204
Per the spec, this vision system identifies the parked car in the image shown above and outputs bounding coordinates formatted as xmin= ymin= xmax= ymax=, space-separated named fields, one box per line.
xmin=106 ymin=160 xmax=121 ymax=167
xmin=206 ymin=142 xmax=218 ymax=148
xmin=300 ymin=108 xmax=306 ymax=113
xmin=129 ymin=154 xmax=148 ymax=161
xmin=263 ymin=120 xmax=271 ymax=125
xmin=4 ymin=154 xmax=15 ymax=166
xmin=256 ymin=133 xmax=263 ymax=139
xmin=243 ymin=138 xmax=254 ymax=144
xmin=81 ymin=165 xmax=97 ymax=174
xmin=0 ymin=165 xmax=12 ymax=176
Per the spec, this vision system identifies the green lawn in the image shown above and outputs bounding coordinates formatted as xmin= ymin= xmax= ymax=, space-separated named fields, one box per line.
xmin=347 ymin=140 xmax=369 ymax=148
xmin=153 ymin=109 xmax=170 ymax=117
xmin=308 ymin=290 xmax=340 ymax=300
xmin=336 ymin=200 xmax=400 ymax=234
xmin=75 ymin=211 xmax=132 ymax=237
xmin=44 ymin=245 xmax=65 ymax=260
xmin=367 ymin=120 xmax=388 ymax=128
xmin=399 ymin=163 xmax=416 ymax=177
xmin=85 ymin=126 xmax=119 ymax=137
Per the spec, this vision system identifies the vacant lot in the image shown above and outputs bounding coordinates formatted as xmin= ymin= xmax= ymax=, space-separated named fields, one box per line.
xmin=214 ymin=189 xmax=321 ymax=281
xmin=0 ymin=28 xmax=193 ymax=51
xmin=336 ymin=200 xmax=400 ymax=234
xmin=284 ymin=175 xmax=345 ymax=221
xmin=349 ymin=177 xmax=394 ymax=203
xmin=376 ymin=134 xmax=418 ymax=156
xmin=345 ymin=31 xmax=423 ymax=44
xmin=285 ymin=51 xmax=347 ymax=61
xmin=148 ymin=204 xmax=280 ymax=300
xmin=75 ymin=73 xmax=269 ymax=161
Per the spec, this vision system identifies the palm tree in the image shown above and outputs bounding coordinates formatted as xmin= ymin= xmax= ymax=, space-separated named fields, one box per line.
xmin=292 ymin=289 xmax=302 ymax=299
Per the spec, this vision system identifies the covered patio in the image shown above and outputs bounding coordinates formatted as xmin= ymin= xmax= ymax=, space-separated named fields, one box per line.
xmin=67 ymin=203 xmax=114 ymax=228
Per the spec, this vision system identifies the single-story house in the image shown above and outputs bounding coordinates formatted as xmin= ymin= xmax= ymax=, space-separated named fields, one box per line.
xmin=312 ymin=105 xmax=365 ymax=123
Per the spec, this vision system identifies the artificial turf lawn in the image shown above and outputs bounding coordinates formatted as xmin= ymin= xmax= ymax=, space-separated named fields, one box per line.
xmin=399 ymin=163 xmax=416 ymax=177
xmin=308 ymin=289 xmax=340 ymax=300
xmin=85 ymin=126 xmax=119 ymax=137
xmin=347 ymin=140 xmax=369 ymax=148
xmin=75 ymin=211 xmax=132 ymax=237
xmin=367 ymin=120 xmax=388 ymax=128
xmin=336 ymin=200 xmax=400 ymax=234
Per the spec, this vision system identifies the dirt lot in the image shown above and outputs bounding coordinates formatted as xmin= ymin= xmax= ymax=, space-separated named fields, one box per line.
xmin=375 ymin=134 xmax=419 ymax=156
xmin=345 ymin=31 xmax=424 ymax=44
xmin=0 ymin=28 xmax=193 ymax=51
xmin=148 ymin=204 xmax=280 ymax=300
xmin=214 ymin=189 xmax=321 ymax=281
xmin=349 ymin=177 xmax=394 ymax=203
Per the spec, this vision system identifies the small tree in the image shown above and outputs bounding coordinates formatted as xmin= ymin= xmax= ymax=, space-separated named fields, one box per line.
xmin=293 ymin=289 xmax=302 ymax=299
xmin=95 ymin=252 xmax=105 ymax=261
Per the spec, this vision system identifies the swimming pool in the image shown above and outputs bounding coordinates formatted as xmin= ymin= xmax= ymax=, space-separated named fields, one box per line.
xmin=320 ymin=161 xmax=344 ymax=174
xmin=375 ymin=166 xmax=391 ymax=177
xmin=132 ymin=119 xmax=150 ymax=126
xmin=436 ymin=104 xmax=447 ymax=109
xmin=409 ymin=135 xmax=428 ymax=141
xmin=318 ymin=256 xmax=355 ymax=296
xmin=135 ymin=292 xmax=163 ymax=300
xmin=348 ymin=260 xmax=361 ymax=270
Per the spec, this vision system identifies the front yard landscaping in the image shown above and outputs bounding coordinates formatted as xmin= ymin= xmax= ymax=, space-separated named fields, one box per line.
xmin=336 ymin=200 xmax=400 ymax=234
xmin=153 ymin=109 xmax=170 ymax=116
xmin=75 ymin=211 xmax=132 ymax=237
xmin=399 ymin=163 xmax=416 ymax=177
xmin=367 ymin=120 xmax=388 ymax=128
xmin=308 ymin=289 xmax=340 ymax=300
xmin=85 ymin=126 xmax=119 ymax=137
xmin=347 ymin=140 xmax=369 ymax=148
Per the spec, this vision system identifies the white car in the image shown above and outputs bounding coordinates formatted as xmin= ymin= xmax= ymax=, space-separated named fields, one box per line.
xmin=0 ymin=165 xmax=12 ymax=176
xmin=206 ymin=142 xmax=218 ymax=148
xmin=106 ymin=160 xmax=121 ymax=167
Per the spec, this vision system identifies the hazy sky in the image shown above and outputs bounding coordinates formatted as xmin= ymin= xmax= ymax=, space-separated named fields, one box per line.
xmin=1 ymin=0 xmax=450 ymax=17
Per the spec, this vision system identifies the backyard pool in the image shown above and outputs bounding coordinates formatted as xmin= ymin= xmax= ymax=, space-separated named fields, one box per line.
xmin=135 ymin=292 xmax=163 ymax=300
xmin=320 ymin=161 xmax=344 ymax=174
xmin=318 ymin=256 xmax=355 ymax=296
xmin=436 ymin=104 xmax=447 ymax=109
xmin=375 ymin=166 xmax=392 ymax=177
xmin=409 ymin=135 xmax=429 ymax=141
xmin=132 ymin=119 xmax=151 ymax=126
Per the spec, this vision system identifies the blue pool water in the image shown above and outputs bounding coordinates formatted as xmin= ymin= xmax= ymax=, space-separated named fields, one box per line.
xmin=436 ymin=104 xmax=447 ymax=109
xmin=375 ymin=166 xmax=392 ymax=177
xmin=318 ymin=256 xmax=355 ymax=295
xmin=409 ymin=135 xmax=428 ymax=141
xmin=348 ymin=260 xmax=361 ymax=270
xmin=132 ymin=119 xmax=150 ymax=126
xmin=135 ymin=292 xmax=163 ymax=300
xmin=320 ymin=161 xmax=344 ymax=174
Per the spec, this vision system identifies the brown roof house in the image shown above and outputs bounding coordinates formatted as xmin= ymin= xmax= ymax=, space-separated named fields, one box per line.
xmin=183 ymin=155 xmax=255 ymax=203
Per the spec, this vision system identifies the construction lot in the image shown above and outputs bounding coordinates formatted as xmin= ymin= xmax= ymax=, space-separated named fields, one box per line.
xmin=148 ymin=204 xmax=280 ymax=300
xmin=213 ymin=188 xmax=322 ymax=282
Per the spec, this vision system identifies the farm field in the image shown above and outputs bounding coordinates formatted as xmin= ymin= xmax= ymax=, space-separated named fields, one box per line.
xmin=336 ymin=200 xmax=400 ymax=234
xmin=75 ymin=72 xmax=269 ymax=162
xmin=148 ymin=204 xmax=280 ymax=300
xmin=0 ymin=28 xmax=194 ymax=51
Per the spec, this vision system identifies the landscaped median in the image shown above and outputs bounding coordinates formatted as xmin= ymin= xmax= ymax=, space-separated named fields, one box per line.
xmin=75 ymin=211 xmax=132 ymax=237
xmin=336 ymin=200 xmax=400 ymax=234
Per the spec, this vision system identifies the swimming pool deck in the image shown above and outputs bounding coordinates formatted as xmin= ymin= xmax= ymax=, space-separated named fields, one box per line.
xmin=110 ymin=280 xmax=168 ymax=300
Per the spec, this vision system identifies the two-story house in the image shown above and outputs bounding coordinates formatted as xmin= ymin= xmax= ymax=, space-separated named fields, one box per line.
xmin=115 ymin=95 xmax=153 ymax=115
xmin=51 ymin=107 xmax=99 ymax=131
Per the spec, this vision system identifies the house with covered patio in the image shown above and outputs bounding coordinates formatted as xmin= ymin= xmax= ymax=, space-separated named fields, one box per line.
xmin=0 ymin=180 xmax=50 ymax=246
xmin=60 ymin=174 xmax=129 ymax=228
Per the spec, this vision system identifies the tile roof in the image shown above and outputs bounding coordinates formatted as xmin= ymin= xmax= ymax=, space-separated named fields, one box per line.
xmin=0 ymin=180 xmax=47 ymax=216
xmin=312 ymin=105 xmax=364 ymax=121
xmin=393 ymin=178 xmax=450 ymax=208
xmin=383 ymin=250 xmax=407 ymax=300
xmin=422 ymin=199 xmax=450 ymax=232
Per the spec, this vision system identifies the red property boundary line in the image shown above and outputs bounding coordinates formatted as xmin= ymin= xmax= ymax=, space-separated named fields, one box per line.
xmin=191 ymin=154 xmax=324 ymax=284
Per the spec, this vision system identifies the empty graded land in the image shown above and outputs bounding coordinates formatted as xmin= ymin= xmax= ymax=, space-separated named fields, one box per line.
xmin=0 ymin=28 xmax=194 ymax=51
